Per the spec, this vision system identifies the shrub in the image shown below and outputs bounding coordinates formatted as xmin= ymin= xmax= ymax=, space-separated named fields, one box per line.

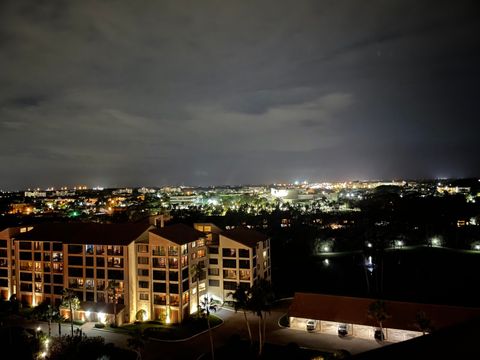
xmin=94 ymin=323 xmax=105 ymax=329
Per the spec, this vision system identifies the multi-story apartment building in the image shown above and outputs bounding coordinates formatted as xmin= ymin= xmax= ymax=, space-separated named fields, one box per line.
xmin=0 ymin=221 xmax=271 ymax=325
xmin=194 ymin=224 xmax=271 ymax=303
xmin=10 ymin=222 xmax=152 ymax=324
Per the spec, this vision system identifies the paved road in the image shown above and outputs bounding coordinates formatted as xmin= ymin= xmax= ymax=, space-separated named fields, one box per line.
xmin=8 ymin=302 xmax=386 ymax=360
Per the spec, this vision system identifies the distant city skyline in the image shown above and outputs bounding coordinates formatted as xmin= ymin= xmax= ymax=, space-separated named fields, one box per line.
xmin=1 ymin=1 xmax=479 ymax=190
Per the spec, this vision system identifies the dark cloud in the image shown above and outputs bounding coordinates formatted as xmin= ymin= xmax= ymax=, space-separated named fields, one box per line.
xmin=0 ymin=0 xmax=479 ymax=189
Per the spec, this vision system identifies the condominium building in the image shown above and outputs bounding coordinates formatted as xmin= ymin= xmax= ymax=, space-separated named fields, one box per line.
xmin=194 ymin=223 xmax=271 ymax=303
xmin=0 ymin=221 xmax=271 ymax=324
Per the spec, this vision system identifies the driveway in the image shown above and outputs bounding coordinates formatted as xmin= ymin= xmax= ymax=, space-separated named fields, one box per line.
xmin=7 ymin=304 xmax=385 ymax=360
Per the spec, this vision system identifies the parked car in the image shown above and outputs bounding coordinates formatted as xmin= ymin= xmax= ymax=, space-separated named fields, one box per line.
xmin=306 ymin=319 xmax=317 ymax=332
xmin=374 ymin=328 xmax=385 ymax=341
xmin=338 ymin=324 xmax=348 ymax=337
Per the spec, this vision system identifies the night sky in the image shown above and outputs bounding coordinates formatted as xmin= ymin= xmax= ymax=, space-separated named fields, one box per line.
xmin=1 ymin=1 xmax=479 ymax=190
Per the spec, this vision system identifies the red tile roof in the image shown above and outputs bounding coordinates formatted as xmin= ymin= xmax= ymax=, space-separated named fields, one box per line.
xmin=149 ymin=223 xmax=205 ymax=245
xmin=289 ymin=292 xmax=480 ymax=331
xmin=221 ymin=227 xmax=269 ymax=248
xmin=14 ymin=222 xmax=152 ymax=245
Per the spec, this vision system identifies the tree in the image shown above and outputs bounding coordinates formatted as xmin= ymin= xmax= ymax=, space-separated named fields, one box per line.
xmin=249 ymin=279 xmax=274 ymax=356
xmin=415 ymin=311 xmax=432 ymax=335
xmin=62 ymin=288 xmax=80 ymax=336
xmin=228 ymin=285 xmax=253 ymax=345
xmin=199 ymin=295 xmax=218 ymax=360
xmin=367 ymin=300 xmax=390 ymax=341
xmin=53 ymin=309 xmax=66 ymax=337
xmin=106 ymin=280 xmax=120 ymax=326
xmin=190 ymin=262 xmax=204 ymax=318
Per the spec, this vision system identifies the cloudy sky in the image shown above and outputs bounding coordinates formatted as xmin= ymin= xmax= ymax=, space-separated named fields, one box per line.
xmin=0 ymin=0 xmax=479 ymax=189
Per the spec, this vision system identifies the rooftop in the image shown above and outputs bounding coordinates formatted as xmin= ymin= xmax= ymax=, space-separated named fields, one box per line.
xmin=149 ymin=223 xmax=205 ymax=245
xmin=14 ymin=222 xmax=152 ymax=245
xmin=221 ymin=227 xmax=269 ymax=248
xmin=289 ymin=292 xmax=480 ymax=332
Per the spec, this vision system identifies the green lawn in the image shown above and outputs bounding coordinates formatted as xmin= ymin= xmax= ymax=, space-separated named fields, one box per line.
xmin=112 ymin=315 xmax=223 ymax=340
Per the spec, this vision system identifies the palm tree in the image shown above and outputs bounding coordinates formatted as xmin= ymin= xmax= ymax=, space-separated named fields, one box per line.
xmin=228 ymin=285 xmax=253 ymax=345
xmin=249 ymin=279 xmax=274 ymax=356
xmin=45 ymin=304 xmax=54 ymax=337
xmin=190 ymin=262 xmax=204 ymax=318
xmin=62 ymin=288 xmax=80 ymax=336
xmin=415 ymin=311 xmax=432 ymax=335
xmin=107 ymin=280 xmax=121 ymax=326
xmin=53 ymin=309 xmax=65 ymax=337
xmin=367 ymin=300 xmax=390 ymax=341
xmin=199 ymin=295 xmax=218 ymax=360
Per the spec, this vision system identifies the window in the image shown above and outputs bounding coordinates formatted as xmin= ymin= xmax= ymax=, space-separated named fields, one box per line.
xmin=43 ymin=243 xmax=50 ymax=251
xmin=197 ymin=239 xmax=205 ymax=247
xmin=168 ymin=257 xmax=178 ymax=269
xmin=168 ymin=246 xmax=178 ymax=256
xmin=223 ymin=281 xmax=237 ymax=291
xmin=153 ymin=270 xmax=166 ymax=281
xmin=68 ymin=267 xmax=83 ymax=277
xmin=138 ymin=257 xmax=149 ymax=265
xmin=68 ymin=256 xmax=83 ymax=266
xmin=153 ymin=282 xmax=166 ymax=293
xmin=196 ymin=249 xmax=206 ymax=258
xmin=138 ymin=269 xmax=149 ymax=277
xmin=85 ymin=245 xmax=94 ymax=255
xmin=223 ymin=269 xmax=236 ymax=280
xmin=20 ymin=272 xmax=32 ymax=281
xmin=154 ymin=294 xmax=166 ymax=305
xmin=152 ymin=246 xmax=165 ymax=256
xmin=86 ymin=257 xmax=94 ymax=267
xmin=86 ymin=268 xmax=94 ymax=278
xmin=169 ymin=271 xmax=178 ymax=282
xmin=169 ymin=283 xmax=179 ymax=294
xmin=53 ymin=274 xmax=63 ymax=284
xmin=222 ymin=248 xmax=236 ymax=257
xmin=239 ymin=270 xmax=251 ymax=280
xmin=52 ymin=252 xmax=63 ymax=262
xmin=170 ymin=294 xmax=179 ymax=306
xmin=19 ymin=252 xmax=32 ymax=261
xmin=137 ymin=245 xmax=148 ymax=253
xmin=108 ymin=270 xmax=124 ymax=280
xmin=96 ymin=257 xmax=105 ymax=267
xmin=208 ymin=268 xmax=219 ymax=276
xmin=209 ymin=279 xmax=219 ymax=287
xmin=198 ymin=282 xmax=206 ymax=292
xmin=239 ymin=260 xmax=250 ymax=269
xmin=208 ymin=247 xmax=218 ymax=254
xmin=96 ymin=269 xmax=105 ymax=278
xmin=139 ymin=293 xmax=149 ymax=301
xmin=153 ymin=257 xmax=166 ymax=268
xmin=96 ymin=245 xmax=105 ymax=255
xmin=68 ymin=245 xmax=83 ymax=254
xmin=19 ymin=242 xmax=32 ymax=250
xmin=139 ymin=281 xmax=149 ymax=289
xmin=209 ymin=258 xmax=218 ymax=265
xmin=85 ymin=279 xmax=94 ymax=290
xmin=222 ymin=259 xmax=236 ymax=268
xmin=239 ymin=249 xmax=249 ymax=258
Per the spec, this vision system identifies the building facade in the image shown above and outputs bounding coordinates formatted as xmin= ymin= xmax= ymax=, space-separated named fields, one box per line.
xmin=0 ymin=221 xmax=271 ymax=325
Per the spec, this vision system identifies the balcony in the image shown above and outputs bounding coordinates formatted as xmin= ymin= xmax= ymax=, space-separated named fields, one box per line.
xmin=152 ymin=250 xmax=166 ymax=256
